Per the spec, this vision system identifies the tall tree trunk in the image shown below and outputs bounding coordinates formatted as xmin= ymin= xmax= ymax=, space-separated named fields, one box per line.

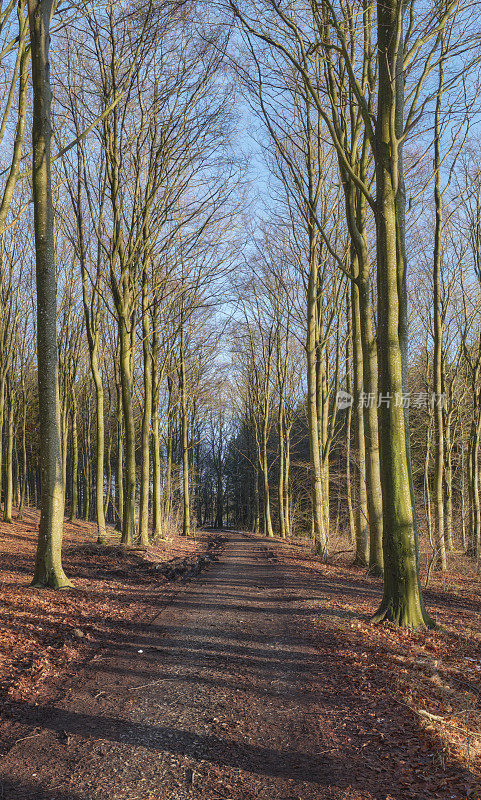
xmin=4 ymin=384 xmax=13 ymax=523
xmin=461 ymin=415 xmax=467 ymax=551
xmin=468 ymin=407 xmax=481 ymax=556
xmin=0 ymin=377 xmax=6 ymax=513
xmin=252 ymin=461 xmax=260 ymax=534
xmin=215 ymin=457 xmax=223 ymax=529
xmin=76 ymin=166 xmax=107 ymax=542
xmin=424 ymin=412 xmax=433 ymax=550
xmin=278 ymin=400 xmax=286 ymax=538
xmin=70 ymin=396 xmax=78 ymax=522
xmin=139 ymin=262 xmax=152 ymax=546
xmin=92 ymin=358 xmax=107 ymax=543
xmin=18 ymin=386 xmax=27 ymax=520
xmin=84 ymin=397 xmax=92 ymax=523
xmin=261 ymin=414 xmax=274 ymax=537
xmin=164 ymin=380 xmax=174 ymax=525
xmin=119 ymin=321 xmax=136 ymax=544
xmin=306 ymin=229 xmax=326 ymax=555
xmin=345 ymin=292 xmax=355 ymax=544
xmin=433 ymin=36 xmax=446 ymax=571
xmin=180 ymin=325 xmax=190 ymax=537
xmin=359 ymin=282 xmax=384 ymax=575
xmin=61 ymin=399 xmax=68 ymax=506
xmin=284 ymin=420 xmax=291 ymax=538
xmin=444 ymin=409 xmax=454 ymax=551
xmin=318 ymin=351 xmax=330 ymax=540
xmin=104 ymin=433 xmax=112 ymax=522
xmin=372 ymin=0 xmax=432 ymax=627
xmin=29 ymin=0 xmax=71 ymax=588
xmin=151 ymin=402 xmax=162 ymax=538
xmin=115 ymin=383 xmax=123 ymax=532
xmin=151 ymin=302 xmax=162 ymax=539
xmin=351 ymin=262 xmax=369 ymax=566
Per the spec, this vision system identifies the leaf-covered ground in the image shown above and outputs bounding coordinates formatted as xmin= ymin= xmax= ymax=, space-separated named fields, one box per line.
xmin=284 ymin=535 xmax=481 ymax=796
xmin=0 ymin=518 xmax=479 ymax=799
xmin=0 ymin=511 xmax=208 ymax=706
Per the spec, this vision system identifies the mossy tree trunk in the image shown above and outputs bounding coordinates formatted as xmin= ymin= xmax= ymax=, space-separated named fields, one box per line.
xmin=18 ymin=381 xmax=27 ymax=520
xmin=139 ymin=253 xmax=152 ymax=547
xmin=164 ymin=372 xmax=174 ymax=525
xmin=345 ymin=291 xmax=355 ymax=545
xmin=29 ymin=0 xmax=71 ymax=588
xmin=372 ymin=0 xmax=433 ymax=627
xmin=4 ymin=379 xmax=13 ymax=523
xmin=119 ymin=319 xmax=136 ymax=544
xmin=70 ymin=393 xmax=78 ymax=522
xmin=151 ymin=297 xmax=162 ymax=539
xmin=180 ymin=328 xmax=190 ymax=538
xmin=351 ymin=257 xmax=368 ymax=566
xmin=115 ymin=380 xmax=123 ymax=532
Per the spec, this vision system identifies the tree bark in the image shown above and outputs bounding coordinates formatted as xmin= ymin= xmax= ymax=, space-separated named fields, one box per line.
xmin=29 ymin=0 xmax=71 ymax=588
xmin=115 ymin=381 xmax=123 ymax=532
xmin=372 ymin=0 xmax=432 ymax=627
xmin=119 ymin=320 xmax=136 ymax=544
xmin=357 ymin=284 xmax=384 ymax=575
xmin=345 ymin=292 xmax=355 ymax=544
xmin=70 ymin=395 xmax=78 ymax=522
xmin=433 ymin=35 xmax=446 ymax=571
xmin=261 ymin=410 xmax=274 ymax=537
xmin=278 ymin=399 xmax=286 ymax=538
xmin=306 ymin=228 xmax=326 ymax=555
xmin=444 ymin=414 xmax=454 ymax=550
xmin=179 ymin=323 xmax=190 ymax=537
xmin=351 ymin=260 xmax=369 ymax=566
xmin=4 ymin=383 xmax=13 ymax=523
xmin=139 ymin=259 xmax=152 ymax=546
xmin=151 ymin=299 xmax=162 ymax=539
xmin=18 ymin=384 xmax=27 ymax=520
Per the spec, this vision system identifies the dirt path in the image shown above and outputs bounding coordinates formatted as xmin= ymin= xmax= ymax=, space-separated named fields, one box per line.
xmin=0 ymin=533 xmax=472 ymax=799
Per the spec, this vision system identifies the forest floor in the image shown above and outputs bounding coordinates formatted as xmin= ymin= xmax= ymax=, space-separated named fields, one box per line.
xmin=0 ymin=518 xmax=479 ymax=798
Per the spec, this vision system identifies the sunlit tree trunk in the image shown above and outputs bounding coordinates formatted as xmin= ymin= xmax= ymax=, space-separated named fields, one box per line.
xmin=91 ymin=350 xmax=107 ymax=543
xmin=278 ymin=398 xmax=286 ymax=538
xmin=4 ymin=382 xmax=13 ymax=523
xmin=61 ymin=396 xmax=68 ymax=507
xmin=151 ymin=299 xmax=162 ymax=539
xmin=261 ymin=407 xmax=274 ymax=537
xmin=164 ymin=374 xmax=174 ymax=524
xmin=443 ymin=396 xmax=454 ymax=551
xmin=284 ymin=416 xmax=291 ymax=538
xmin=351 ymin=257 xmax=368 ymax=566
xmin=433 ymin=36 xmax=446 ymax=571
xmin=139 ymin=257 xmax=152 ymax=546
xmin=70 ymin=394 xmax=78 ymax=522
xmin=307 ymin=227 xmax=326 ymax=554
xmin=119 ymin=320 xmax=136 ymax=544
xmin=468 ymin=404 xmax=481 ymax=555
xmin=29 ymin=0 xmax=71 ymax=588
xmin=83 ymin=396 xmax=92 ymax=522
xmin=18 ymin=382 xmax=27 ymax=520
xmin=179 ymin=321 xmax=190 ymax=537
xmin=115 ymin=381 xmax=123 ymax=532
xmin=372 ymin=0 xmax=432 ymax=627
xmin=345 ymin=291 xmax=355 ymax=544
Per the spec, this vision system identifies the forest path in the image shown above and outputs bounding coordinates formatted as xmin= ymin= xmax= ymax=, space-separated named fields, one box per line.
xmin=0 ymin=533 xmax=468 ymax=799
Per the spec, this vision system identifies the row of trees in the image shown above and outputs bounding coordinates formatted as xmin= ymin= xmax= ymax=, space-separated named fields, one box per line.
xmin=0 ymin=0 xmax=480 ymax=630
xmin=222 ymin=0 xmax=481 ymax=628
xmin=0 ymin=0 xmax=241 ymax=586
